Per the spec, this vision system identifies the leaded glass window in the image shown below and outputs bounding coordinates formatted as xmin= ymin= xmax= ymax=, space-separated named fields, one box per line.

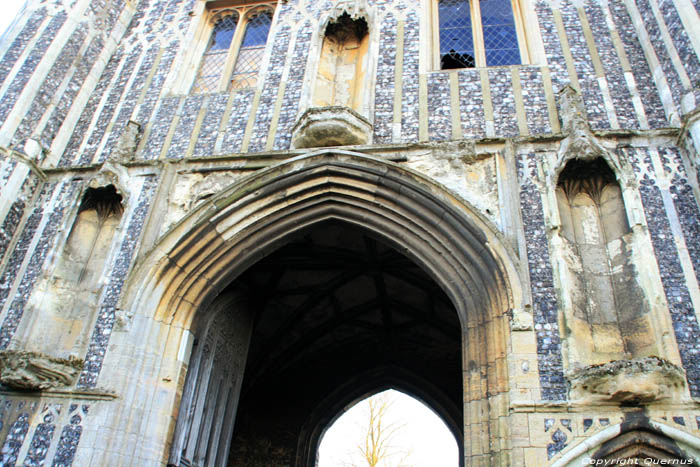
xmin=230 ymin=11 xmax=273 ymax=90
xmin=193 ymin=13 xmax=239 ymax=93
xmin=192 ymin=5 xmax=275 ymax=93
xmin=438 ymin=0 xmax=521 ymax=69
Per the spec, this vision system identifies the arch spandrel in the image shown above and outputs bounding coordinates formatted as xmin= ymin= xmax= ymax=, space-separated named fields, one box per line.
xmin=125 ymin=150 xmax=524 ymax=333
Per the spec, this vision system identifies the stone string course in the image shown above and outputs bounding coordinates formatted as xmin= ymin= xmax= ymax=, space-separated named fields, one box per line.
xmin=79 ymin=176 xmax=158 ymax=387
xmin=517 ymin=152 xmax=567 ymax=400
xmin=372 ymin=13 xmax=397 ymax=144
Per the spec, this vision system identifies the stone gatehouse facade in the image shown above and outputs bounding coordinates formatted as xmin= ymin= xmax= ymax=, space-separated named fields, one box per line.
xmin=0 ymin=0 xmax=699 ymax=465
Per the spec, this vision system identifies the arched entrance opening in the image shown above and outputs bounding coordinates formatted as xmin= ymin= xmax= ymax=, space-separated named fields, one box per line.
xmin=317 ymin=389 xmax=459 ymax=467
xmin=172 ymin=221 xmax=464 ymax=466
xmin=126 ymin=151 xmax=522 ymax=466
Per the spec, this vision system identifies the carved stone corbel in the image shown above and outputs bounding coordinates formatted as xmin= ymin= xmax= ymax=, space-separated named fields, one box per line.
xmin=567 ymin=356 xmax=687 ymax=404
xmin=0 ymin=350 xmax=84 ymax=391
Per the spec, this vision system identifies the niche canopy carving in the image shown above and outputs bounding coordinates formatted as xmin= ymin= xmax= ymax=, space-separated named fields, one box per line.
xmin=551 ymin=86 xmax=655 ymax=369
xmin=292 ymin=6 xmax=373 ymax=148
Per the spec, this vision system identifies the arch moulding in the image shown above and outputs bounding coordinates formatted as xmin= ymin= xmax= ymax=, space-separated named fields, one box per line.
xmin=118 ymin=149 xmax=528 ymax=464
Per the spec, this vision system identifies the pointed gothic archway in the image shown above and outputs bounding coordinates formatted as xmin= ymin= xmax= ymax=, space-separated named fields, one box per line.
xmin=118 ymin=150 xmax=525 ymax=466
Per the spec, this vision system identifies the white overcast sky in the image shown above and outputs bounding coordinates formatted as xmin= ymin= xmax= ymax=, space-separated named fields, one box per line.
xmin=0 ymin=3 xmax=460 ymax=464
xmin=1 ymin=0 xmax=26 ymax=43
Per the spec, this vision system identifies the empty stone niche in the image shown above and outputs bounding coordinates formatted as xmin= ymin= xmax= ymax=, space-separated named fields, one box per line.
xmin=555 ymin=157 xmax=655 ymax=366
xmin=567 ymin=357 xmax=687 ymax=404
xmin=291 ymin=12 xmax=373 ymax=149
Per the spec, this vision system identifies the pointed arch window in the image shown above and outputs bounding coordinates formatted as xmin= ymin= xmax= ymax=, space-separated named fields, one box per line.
xmin=192 ymin=3 xmax=275 ymax=94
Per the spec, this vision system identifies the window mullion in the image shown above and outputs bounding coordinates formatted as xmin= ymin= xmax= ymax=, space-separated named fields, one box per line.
xmin=471 ymin=0 xmax=487 ymax=67
xmin=218 ymin=9 xmax=247 ymax=93
xmin=511 ymin=0 xmax=530 ymax=64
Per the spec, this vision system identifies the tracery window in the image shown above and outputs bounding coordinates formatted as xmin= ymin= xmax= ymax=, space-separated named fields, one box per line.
xmin=192 ymin=3 xmax=274 ymax=93
xmin=436 ymin=0 xmax=524 ymax=69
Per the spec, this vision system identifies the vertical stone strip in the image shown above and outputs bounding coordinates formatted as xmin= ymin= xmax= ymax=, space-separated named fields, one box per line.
xmin=59 ymin=49 xmax=124 ymax=167
xmin=518 ymin=153 xmax=567 ymax=401
xmin=12 ymin=24 xmax=89 ymax=148
xmin=165 ymin=95 xmax=205 ymax=159
xmin=40 ymin=34 xmax=107 ymax=148
xmin=98 ymin=44 xmax=161 ymax=163
xmin=24 ymin=405 xmax=61 ymax=467
xmin=457 ymin=70 xmax=486 ymax=139
xmin=400 ymin=10 xmax=419 ymax=141
xmin=77 ymin=45 xmax=143 ymax=166
xmin=0 ymin=181 xmax=80 ymax=350
xmin=0 ymin=8 xmax=47 ymax=89
xmin=519 ymin=68 xmax=551 ymax=136
xmin=141 ymin=96 xmax=181 ymax=160
xmin=273 ymin=21 xmax=312 ymax=150
xmin=193 ymin=93 xmax=229 ymax=157
xmin=633 ymin=0 xmax=684 ymax=111
xmin=535 ymin=1 xmax=569 ymax=91
xmin=247 ymin=24 xmax=291 ymax=153
xmin=628 ymin=147 xmax=700 ymax=396
xmin=0 ymin=157 xmax=18 ymax=201
xmin=608 ymin=0 xmax=668 ymax=127
xmin=427 ymin=73 xmax=451 ymax=142
xmin=0 ymin=183 xmax=54 ymax=312
xmin=220 ymin=90 xmax=256 ymax=154
xmin=657 ymin=0 xmax=700 ymax=103
xmin=51 ymin=404 xmax=87 ymax=467
xmin=0 ymin=175 xmax=40 ymax=265
xmin=0 ymin=411 xmax=31 ymax=465
xmin=0 ymin=12 xmax=68 ymax=125
xmin=583 ymin=3 xmax=639 ymax=129
xmin=489 ymin=68 xmax=519 ymax=138
xmin=558 ymin=2 xmax=610 ymax=129
xmin=79 ymin=176 xmax=158 ymax=387
xmin=373 ymin=14 xmax=397 ymax=144
xmin=663 ymin=148 xmax=700 ymax=289
xmin=134 ymin=41 xmax=179 ymax=135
